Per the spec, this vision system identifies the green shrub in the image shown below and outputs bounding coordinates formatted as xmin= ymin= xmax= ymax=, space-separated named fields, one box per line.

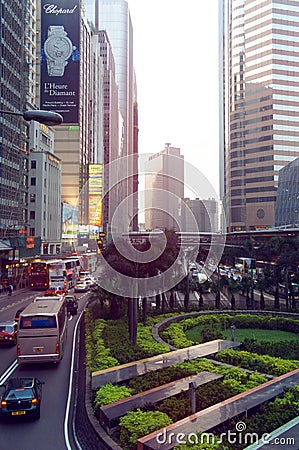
xmin=215 ymin=349 xmax=299 ymax=376
xmin=85 ymin=314 xmax=119 ymax=372
xmin=242 ymin=338 xmax=299 ymax=360
xmin=94 ymin=383 xmax=133 ymax=414
xmin=119 ymin=409 xmax=172 ymax=450
xmin=161 ymin=322 xmax=194 ymax=348
xmin=200 ymin=325 xmax=224 ymax=342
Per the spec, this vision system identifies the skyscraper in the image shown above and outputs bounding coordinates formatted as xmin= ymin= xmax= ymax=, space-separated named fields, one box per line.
xmin=144 ymin=145 xmax=184 ymax=231
xmin=221 ymin=0 xmax=299 ymax=232
xmin=275 ymin=157 xmax=299 ymax=227
xmin=98 ymin=0 xmax=137 ymax=234
xmin=0 ymin=1 xmax=28 ymax=237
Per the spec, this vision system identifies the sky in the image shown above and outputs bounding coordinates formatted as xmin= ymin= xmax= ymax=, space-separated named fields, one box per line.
xmin=127 ymin=0 xmax=220 ymax=197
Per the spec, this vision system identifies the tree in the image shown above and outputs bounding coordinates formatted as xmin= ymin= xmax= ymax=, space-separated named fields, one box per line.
xmin=225 ymin=277 xmax=240 ymax=310
xmin=99 ymin=229 xmax=180 ymax=344
xmin=255 ymin=273 xmax=268 ymax=310
xmin=210 ymin=270 xmax=225 ymax=310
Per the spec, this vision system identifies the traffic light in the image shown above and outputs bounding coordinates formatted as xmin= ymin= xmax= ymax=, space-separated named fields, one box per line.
xmin=97 ymin=238 xmax=103 ymax=250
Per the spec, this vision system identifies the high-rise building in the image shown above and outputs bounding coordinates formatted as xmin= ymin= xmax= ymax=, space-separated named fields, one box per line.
xmin=0 ymin=1 xmax=29 ymax=238
xmin=98 ymin=0 xmax=137 ymax=234
xmin=221 ymin=0 xmax=299 ymax=232
xmin=144 ymin=145 xmax=184 ymax=231
xmin=98 ymin=30 xmax=120 ymax=237
xmin=28 ymin=123 xmax=62 ymax=255
xmin=275 ymin=157 xmax=299 ymax=227
xmin=39 ymin=1 xmax=104 ymax=250
xmin=182 ymin=198 xmax=218 ymax=233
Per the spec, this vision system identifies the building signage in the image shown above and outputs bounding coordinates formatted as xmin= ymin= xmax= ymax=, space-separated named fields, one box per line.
xmin=40 ymin=1 xmax=80 ymax=124
xmin=88 ymin=165 xmax=103 ymax=226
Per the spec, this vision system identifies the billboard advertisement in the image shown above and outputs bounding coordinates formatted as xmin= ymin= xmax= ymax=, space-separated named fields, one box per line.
xmin=89 ymin=165 xmax=103 ymax=227
xmin=62 ymin=202 xmax=78 ymax=239
xmin=40 ymin=1 xmax=80 ymax=124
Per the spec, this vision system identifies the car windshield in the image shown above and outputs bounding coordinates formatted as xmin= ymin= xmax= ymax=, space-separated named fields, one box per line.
xmin=0 ymin=326 xmax=13 ymax=333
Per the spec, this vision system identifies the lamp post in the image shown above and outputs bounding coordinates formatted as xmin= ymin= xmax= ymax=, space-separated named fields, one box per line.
xmin=0 ymin=109 xmax=63 ymax=126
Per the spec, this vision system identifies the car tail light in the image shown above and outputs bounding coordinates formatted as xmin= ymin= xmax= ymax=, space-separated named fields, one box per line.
xmin=1 ymin=400 xmax=7 ymax=408
xmin=56 ymin=342 xmax=59 ymax=354
xmin=17 ymin=344 xmax=20 ymax=356
xmin=31 ymin=398 xmax=38 ymax=405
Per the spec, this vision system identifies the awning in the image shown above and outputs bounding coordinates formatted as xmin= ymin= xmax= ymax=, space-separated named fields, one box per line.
xmin=0 ymin=240 xmax=13 ymax=251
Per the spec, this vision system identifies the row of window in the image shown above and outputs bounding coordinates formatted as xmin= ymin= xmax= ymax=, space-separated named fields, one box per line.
xmin=231 ymin=196 xmax=276 ymax=206
xmin=230 ymin=175 xmax=274 ymax=186
xmin=231 ymin=186 xmax=277 ymax=196
xmin=30 ymin=177 xmax=46 ymax=187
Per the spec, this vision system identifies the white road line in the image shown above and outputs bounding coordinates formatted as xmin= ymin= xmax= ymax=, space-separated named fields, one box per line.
xmin=64 ymin=309 xmax=84 ymax=450
xmin=0 ymin=359 xmax=18 ymax=384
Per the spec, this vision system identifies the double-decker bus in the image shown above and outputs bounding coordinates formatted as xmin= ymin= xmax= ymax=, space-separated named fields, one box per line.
xmin=80 ymin=252 xmax=97 ymax=274
xmin=48 ymin=258 xmax=80 ymax=290
xmin=29 ymin=260 xmax=63 ymax=289
xmin=17 ymin=297 xmax=67 ymax=364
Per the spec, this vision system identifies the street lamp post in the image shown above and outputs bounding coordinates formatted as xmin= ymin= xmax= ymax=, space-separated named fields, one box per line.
xmin=0 ymin=109 xmax=63 ymax=126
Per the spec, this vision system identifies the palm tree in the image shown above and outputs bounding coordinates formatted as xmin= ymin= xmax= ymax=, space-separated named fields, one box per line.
xmin=225 ymin=277 xmax=240 ymax=310
xmin=210 ymin=269 xmax=225 ymax=310
xmin=240 ymin=275 xmax=252 ymax=309
xmin=254 ymin=273 xmax=268 ymax=310
xmin=263 ymin=236 xmax=298 ymax=310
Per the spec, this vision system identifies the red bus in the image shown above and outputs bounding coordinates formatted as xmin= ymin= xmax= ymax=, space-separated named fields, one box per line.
xmin=28 ymin=260 xmax=63 ymax=289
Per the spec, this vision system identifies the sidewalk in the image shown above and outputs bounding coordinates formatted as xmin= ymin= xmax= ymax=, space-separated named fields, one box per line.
xmin=0 ymin=286 xmax=30 ymax=300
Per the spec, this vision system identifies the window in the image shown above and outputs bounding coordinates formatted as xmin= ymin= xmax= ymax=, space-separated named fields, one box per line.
xmin=30 ymin=178 xmax=36 ymax=186
xmin=31 ymin=160 xmax=36 ymax=169
xmin=30 ymin=194 xmax=36 ymax=203
xmin=30 ymin=211 xmax=35 ymax=220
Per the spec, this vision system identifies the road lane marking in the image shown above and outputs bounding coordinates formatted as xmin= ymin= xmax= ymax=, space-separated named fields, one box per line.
xmin=64 ymin=309 xmax=84 ymax=450
xmin=0 ymin=360 xmax=18 ymax=384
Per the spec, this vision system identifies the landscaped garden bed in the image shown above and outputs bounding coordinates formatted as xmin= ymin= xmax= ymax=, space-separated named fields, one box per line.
xmin=85 ymin=310 xmax=299 ymax=449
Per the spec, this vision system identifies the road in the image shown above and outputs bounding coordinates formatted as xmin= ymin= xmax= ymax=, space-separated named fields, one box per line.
xmin=0 ymin=288 xmax=90 ymax=450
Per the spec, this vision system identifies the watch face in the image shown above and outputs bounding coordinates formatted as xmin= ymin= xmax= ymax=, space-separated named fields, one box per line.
xmin=44 ymin=36 xmax=73 ymax=60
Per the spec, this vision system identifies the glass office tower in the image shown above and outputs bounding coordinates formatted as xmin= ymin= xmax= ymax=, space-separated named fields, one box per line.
xmin=222 ymin=0 xmax=299 ymax=231
xmin=99 ymin=0 xmax=136 ymax=234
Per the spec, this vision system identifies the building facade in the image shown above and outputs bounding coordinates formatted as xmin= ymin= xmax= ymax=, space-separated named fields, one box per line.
xmin=38 ymin=4 xmax=104 ymax=251
xmin=221 ymin=0 xmax=299 ymax=231
xmin=99 ymin=0 xmax=137 ymax=234
xmin=98 ymin=30 xmax=120 ymax=238
xmin=145 ymin=145 xmax=184 ymax=231
xmin=28 ymin=122 xmax=61 ymax=255
xmin=275 ymin=157 xmax=299 ymax=227
xmin=182 ymin=198 xmax=218 ymax=233
xmin=0 ymin=0 xmax=29 ymax=238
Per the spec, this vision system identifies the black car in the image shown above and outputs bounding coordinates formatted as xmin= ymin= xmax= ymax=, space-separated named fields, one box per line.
xmin=65 ymin=295 xmax=78 ymax=315
xmin=0 ymin=377 xmax=44 ymax=419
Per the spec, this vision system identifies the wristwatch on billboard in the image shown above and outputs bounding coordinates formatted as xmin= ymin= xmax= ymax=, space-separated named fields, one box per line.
xmin=44 ymin=26 xmax=75 ymax=77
